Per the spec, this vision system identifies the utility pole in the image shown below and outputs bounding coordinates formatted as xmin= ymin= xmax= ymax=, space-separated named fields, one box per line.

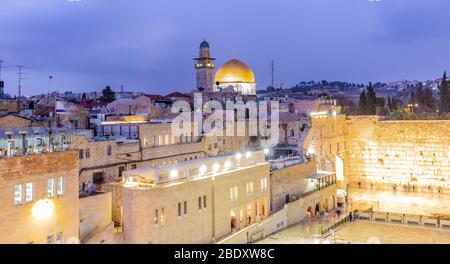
xmin=0 ymin=60 xmax=4 ymax=96
xmin=271 ymin=60 xmax=275 ymax=88
xmin=15 ymin=65 xmax=28 ymax=98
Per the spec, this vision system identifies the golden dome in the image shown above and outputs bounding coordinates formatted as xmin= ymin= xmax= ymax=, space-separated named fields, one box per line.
xmin=214 ymin=59 xmax=255 ymax=84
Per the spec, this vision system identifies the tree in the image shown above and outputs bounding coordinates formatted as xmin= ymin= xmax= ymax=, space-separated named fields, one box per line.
xmin=366 ymin=82 xmax=377 ymax=115
xmin=439 ymin=71 xmax=449 ymax=113
xmin=358 ymin=90 xmax=367 ymax=115
xmin=410 ymin=90 xmax=416 ymax=104
xmin=100 ymin=86 xmax=116 ymax=103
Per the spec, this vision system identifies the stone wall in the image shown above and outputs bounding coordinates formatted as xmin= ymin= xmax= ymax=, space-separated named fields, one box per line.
xmin=270 ymin=159 xmax=316 ymax=211
xmin=79 ymin=192 xmax=113 ymax=243
xmin=346 ymin=117 xmax=450 ymax=192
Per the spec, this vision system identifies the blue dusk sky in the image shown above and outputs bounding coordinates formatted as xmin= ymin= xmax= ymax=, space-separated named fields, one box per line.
xmin=0 ymin=0 xmax=449 ymax=96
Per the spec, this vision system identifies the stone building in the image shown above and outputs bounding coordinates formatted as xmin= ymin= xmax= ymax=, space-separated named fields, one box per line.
xmin=106 ymin=150 xmax=270 ymax=243
xmin=75 ymin=121 xmax=221 ymax=186
xmin=0 ymin=150 xmax=79 ymax=244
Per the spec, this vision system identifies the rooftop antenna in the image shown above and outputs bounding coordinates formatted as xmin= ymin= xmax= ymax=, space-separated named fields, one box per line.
xmin=121 ymin=85 xmax=124 ymax=93
xmin=271 ymin=60 xmax=275 ymax=88
xmin=15 ymin=65 xmax=29 ymax=98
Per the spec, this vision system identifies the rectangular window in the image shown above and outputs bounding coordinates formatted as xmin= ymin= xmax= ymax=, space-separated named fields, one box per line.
xmin=56 ymin=232 xmax=63 ymax=244
xmin=183 ymin=201 xmax=187 ymax=215
xmin=79 ymin=149 xmax=84 ymax=159
xmin=203 ymin=195 xmax=207 ymax=208
xmin=161 ymin=207 xmax=165 ymax=223
xmin=230 ymin=187 xmax=233 ymax=199
xmin=171 ymin=135 xmax=176 ymax=144
xmin=14 ymin=184 xmax=22 ymax=205
xmin=130 ymin=164 xmax=137 ymax=170
xmin=178 ymin=202 xmax=182 ymax=216
xmin=25 ymin=183 xmax=33 ymax=203
xmin=154 ymin=209 xmax=159 ymax=224
xmin=158 ymin=135 xmax=163 ymax=146
xmin=198 ymin=197 xmax=202 ymax=209
xmin=107 ymin=145 xmax=112 ymax=156
xmin=48 ymin=179 xmax=54 ymax=197
xmin=57 ymin=177 xmax=63 ymax=196
xmin=260 ymin=178 xmax=268 ymax=190
xmin=165 ymin=135 xmax=170 ymax=145
xmin=46 ymin=235 xmax=53 ymax=244
xmin=85 ymin=149 xmax=90 ymax=158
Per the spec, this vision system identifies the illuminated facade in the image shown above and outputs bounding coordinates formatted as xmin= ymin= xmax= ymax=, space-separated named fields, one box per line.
xmin=346 ymin=117 xmax=450 ymax=192
xmin=105 ymin=151 xmax=270 ymax=243
xmin=0 ymin=150 xmax=79 ymax=244
xmin=214 ymin=59 xmax=256 ymax=95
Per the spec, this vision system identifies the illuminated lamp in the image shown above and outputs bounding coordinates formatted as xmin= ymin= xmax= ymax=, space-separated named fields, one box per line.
xmin=32 ymin=199 xmax=54 ymax=220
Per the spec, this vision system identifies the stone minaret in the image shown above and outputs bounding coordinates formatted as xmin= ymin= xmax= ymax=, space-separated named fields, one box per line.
xmin=194 ymin=40 xmax=215 ymax=92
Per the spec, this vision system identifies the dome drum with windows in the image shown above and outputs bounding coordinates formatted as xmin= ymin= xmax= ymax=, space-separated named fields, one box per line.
xmin=214 ymin=59 xmax=256 ymax=95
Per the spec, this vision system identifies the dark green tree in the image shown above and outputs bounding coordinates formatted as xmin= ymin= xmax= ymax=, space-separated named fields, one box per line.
xmin=100 ymin=86 xmax=116 ymax=103
xmin=439 ymin=71 xmax=449 ymax=113
xmin=358 ymin=90 xmax=367 ymax=115
xmin=366 ymin=82 xmax=377 ymax=115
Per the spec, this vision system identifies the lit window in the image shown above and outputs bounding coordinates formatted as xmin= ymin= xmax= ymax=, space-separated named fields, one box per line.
xmin=14 ymin=184 xmax=22 ymax=205
xmin=165 ymin=135 xmax=170 ymax=145
xmin=159 ymin=135 xmax=163 ymax=146
xmin=56 ymin=232 xmax=63 ymax=244
xmin=154 ymin=209 xmax=159 ymax=224
xmin=57 ymin=177 xmax=63 ymax=196
xmin=260 ymin=178 xmax=268 ymax=190
xmin=25 ymin=183 xmax=33 ymax=203
xmin=171 ymin=135 xmax=176 ymax=144
xmin=48 ymin=179 xmax=54 ymax=197
xmin=161 ymin=208 xmax=165 ymax=223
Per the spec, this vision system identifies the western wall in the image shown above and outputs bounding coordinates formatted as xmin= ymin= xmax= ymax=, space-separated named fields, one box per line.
xmin=345 ymin=116 xmax=450 ymax=193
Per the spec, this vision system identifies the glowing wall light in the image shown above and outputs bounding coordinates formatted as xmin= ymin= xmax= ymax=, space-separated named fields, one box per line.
xmin=235 ymin=153 xmax=242 ymax=160
xmin=224 ymin=161 xmax=231 ymax=170
xmin=170 ymin=169 xmax=178 ymax=179
xmin=199 ymin=165 xmax=207 ymax=175
xmin=212 ymin=163 xmax=220 ymax=172
xmin=32 ymin=199 xmax=54 ymax=220
xmin=245 ymin=151 xmax=252 ymax=158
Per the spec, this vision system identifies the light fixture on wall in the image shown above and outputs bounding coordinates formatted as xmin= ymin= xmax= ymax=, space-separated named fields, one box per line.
xmin=32 ymin=199 xmax=54 ymax=220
